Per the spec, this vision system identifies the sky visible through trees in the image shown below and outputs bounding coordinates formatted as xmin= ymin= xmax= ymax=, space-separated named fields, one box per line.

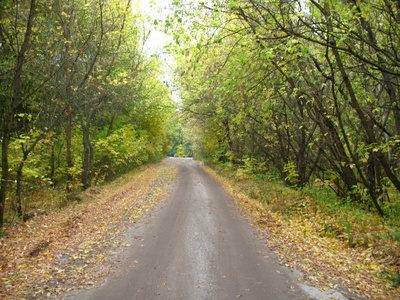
xmin=169 ymin=0 xmax=400 ymax=217
xmin=0 ymin=0 xmax=176 ymax=227
xmin=2 ymin=0 xmax=399 ymax=224
xmin=1 ymin=1 xmax=400 ymax=297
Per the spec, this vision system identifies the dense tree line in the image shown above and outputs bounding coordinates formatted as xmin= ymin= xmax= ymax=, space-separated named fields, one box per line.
xmin=172 ymin=0 xmax=400 ymax=215
xmin=0 ymin=0 xmax=174 ymax=228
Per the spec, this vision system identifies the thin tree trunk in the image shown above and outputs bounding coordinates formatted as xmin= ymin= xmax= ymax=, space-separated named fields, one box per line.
xmin=0 ymin=0 xmax=36 ymax=228
xmin=107 ymin=113 xmax=117 ymax=137
xmin=81 ymin=123 xmax=92 ymax=189
xmin=58 ymin=0 xmax=74 ymax=197
xmin=346 ymin=0 xmax=400 ymax=136
xmin=66 ymin=104 xmax=73 ymax=195
xmin=324 ymin=2 xmax=385 ymax=216
xmin=325 ymin=3 xmax=400 ymax=193
xmin=50 ymin=142 xmax=55 ymax=184
xmin=0 ymin=126 xmax=12 ymax=228
xmin=16 ymin=157 xmax=27 ymax=218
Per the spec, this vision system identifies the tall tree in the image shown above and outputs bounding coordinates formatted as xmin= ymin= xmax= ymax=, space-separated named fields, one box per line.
xmin=0 ymin=0 xmax=37 ymax=227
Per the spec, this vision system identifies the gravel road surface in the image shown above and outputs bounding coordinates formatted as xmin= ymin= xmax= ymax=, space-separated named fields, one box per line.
xmin=71 ymin=158 xmax=311 ymax=299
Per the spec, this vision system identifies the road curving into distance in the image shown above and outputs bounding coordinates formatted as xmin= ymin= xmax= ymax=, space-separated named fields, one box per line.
xmin=70 ymin=158 xmax=314 ymax=300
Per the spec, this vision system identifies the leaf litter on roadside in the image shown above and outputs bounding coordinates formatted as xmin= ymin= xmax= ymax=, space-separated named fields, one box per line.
xmin=204 ymin=165 xmax=400 ymax=300
xmin=0 ymin=162 xmax=177 ymax=299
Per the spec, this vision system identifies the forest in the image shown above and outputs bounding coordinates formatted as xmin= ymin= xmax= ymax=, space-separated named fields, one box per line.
xmin=1 ymin=0 xmax=400 ymax=297
xmin=0 ymin=0 xmax=176 ymax=228
xmin=171 ymin=0 xmax=400 ymax=218
xmin=1 ymin=0 xmax=400 ymax=244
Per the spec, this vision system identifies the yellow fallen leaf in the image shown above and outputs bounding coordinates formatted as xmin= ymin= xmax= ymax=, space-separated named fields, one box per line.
xmin=369 ymin=264 xmax=378 ymax=270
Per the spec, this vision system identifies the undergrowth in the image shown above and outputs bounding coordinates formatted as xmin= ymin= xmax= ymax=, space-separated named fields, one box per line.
xmin=1 ymin=162 xmax=154 ymax=232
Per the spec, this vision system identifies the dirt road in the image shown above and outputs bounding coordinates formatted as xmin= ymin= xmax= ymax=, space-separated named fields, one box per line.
xmin=71 ymin=158 xmax=310 ymax=299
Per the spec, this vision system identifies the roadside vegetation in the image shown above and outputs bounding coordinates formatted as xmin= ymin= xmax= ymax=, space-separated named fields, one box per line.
xmin=0 ymin=0 xmax=176 ymax=230
xmin=172 ymin=0 xmax=400 ymax=218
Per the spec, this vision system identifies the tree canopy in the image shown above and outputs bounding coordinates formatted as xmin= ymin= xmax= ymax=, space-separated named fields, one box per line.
xmin=0 ymin=0 xmax=175 ymax=227
xmin=171 ymin=0 xmax=400 ymax=216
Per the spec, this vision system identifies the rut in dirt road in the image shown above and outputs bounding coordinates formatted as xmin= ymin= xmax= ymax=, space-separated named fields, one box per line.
xmin=71 ymin=158 xmax=310 ymax=300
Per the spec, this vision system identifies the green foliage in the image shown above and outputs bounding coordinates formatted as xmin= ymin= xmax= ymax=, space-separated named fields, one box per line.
xmin=283 ymin=162 xmax=300 ymax=185
xmin=171 ymin=0 xmax=400 ymax=217
xmin=386 ymin=227 xmax=400 ymax=241
xmin=376 ymin=270 xmax=400 ymax=288
xmin=165 ymin=112 xmax=193 ymax=157
xmin=95 ymin=127 xmax=153 ymax=183
xmin=173 ymin=144 xmax=190 ymax=157
xmin=0 ymin=0 xmax=175 ymax=226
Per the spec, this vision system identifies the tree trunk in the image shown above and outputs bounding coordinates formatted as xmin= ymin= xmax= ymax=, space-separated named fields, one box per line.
xmin=66 ymin=104 xmax=73 ymax=195
xmin=0 ymin=126 xmax=11 ymax=228
xmin=50 ymin=142 xmax=55 ymax=184
xmin=346 ymin=0 xmax=400 ymax=136
xmin=325 ymin=2 xmax=400 ymax=195
xmin=107 ymin=113 xmax=117 ymax=137
xmin=16 ymin=159 xmax=26 ymax=218
xmin=0 ymin=0 xmax=36 ymax=228
xmin=58 ymin=0 xmax=74 ymax=197
xmin=81 ymin=123 xmax=93 ymax=190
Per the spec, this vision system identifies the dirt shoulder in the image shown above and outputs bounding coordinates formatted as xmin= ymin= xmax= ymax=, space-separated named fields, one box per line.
xmin=0 ymin=162 xmax=177 ymax=299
